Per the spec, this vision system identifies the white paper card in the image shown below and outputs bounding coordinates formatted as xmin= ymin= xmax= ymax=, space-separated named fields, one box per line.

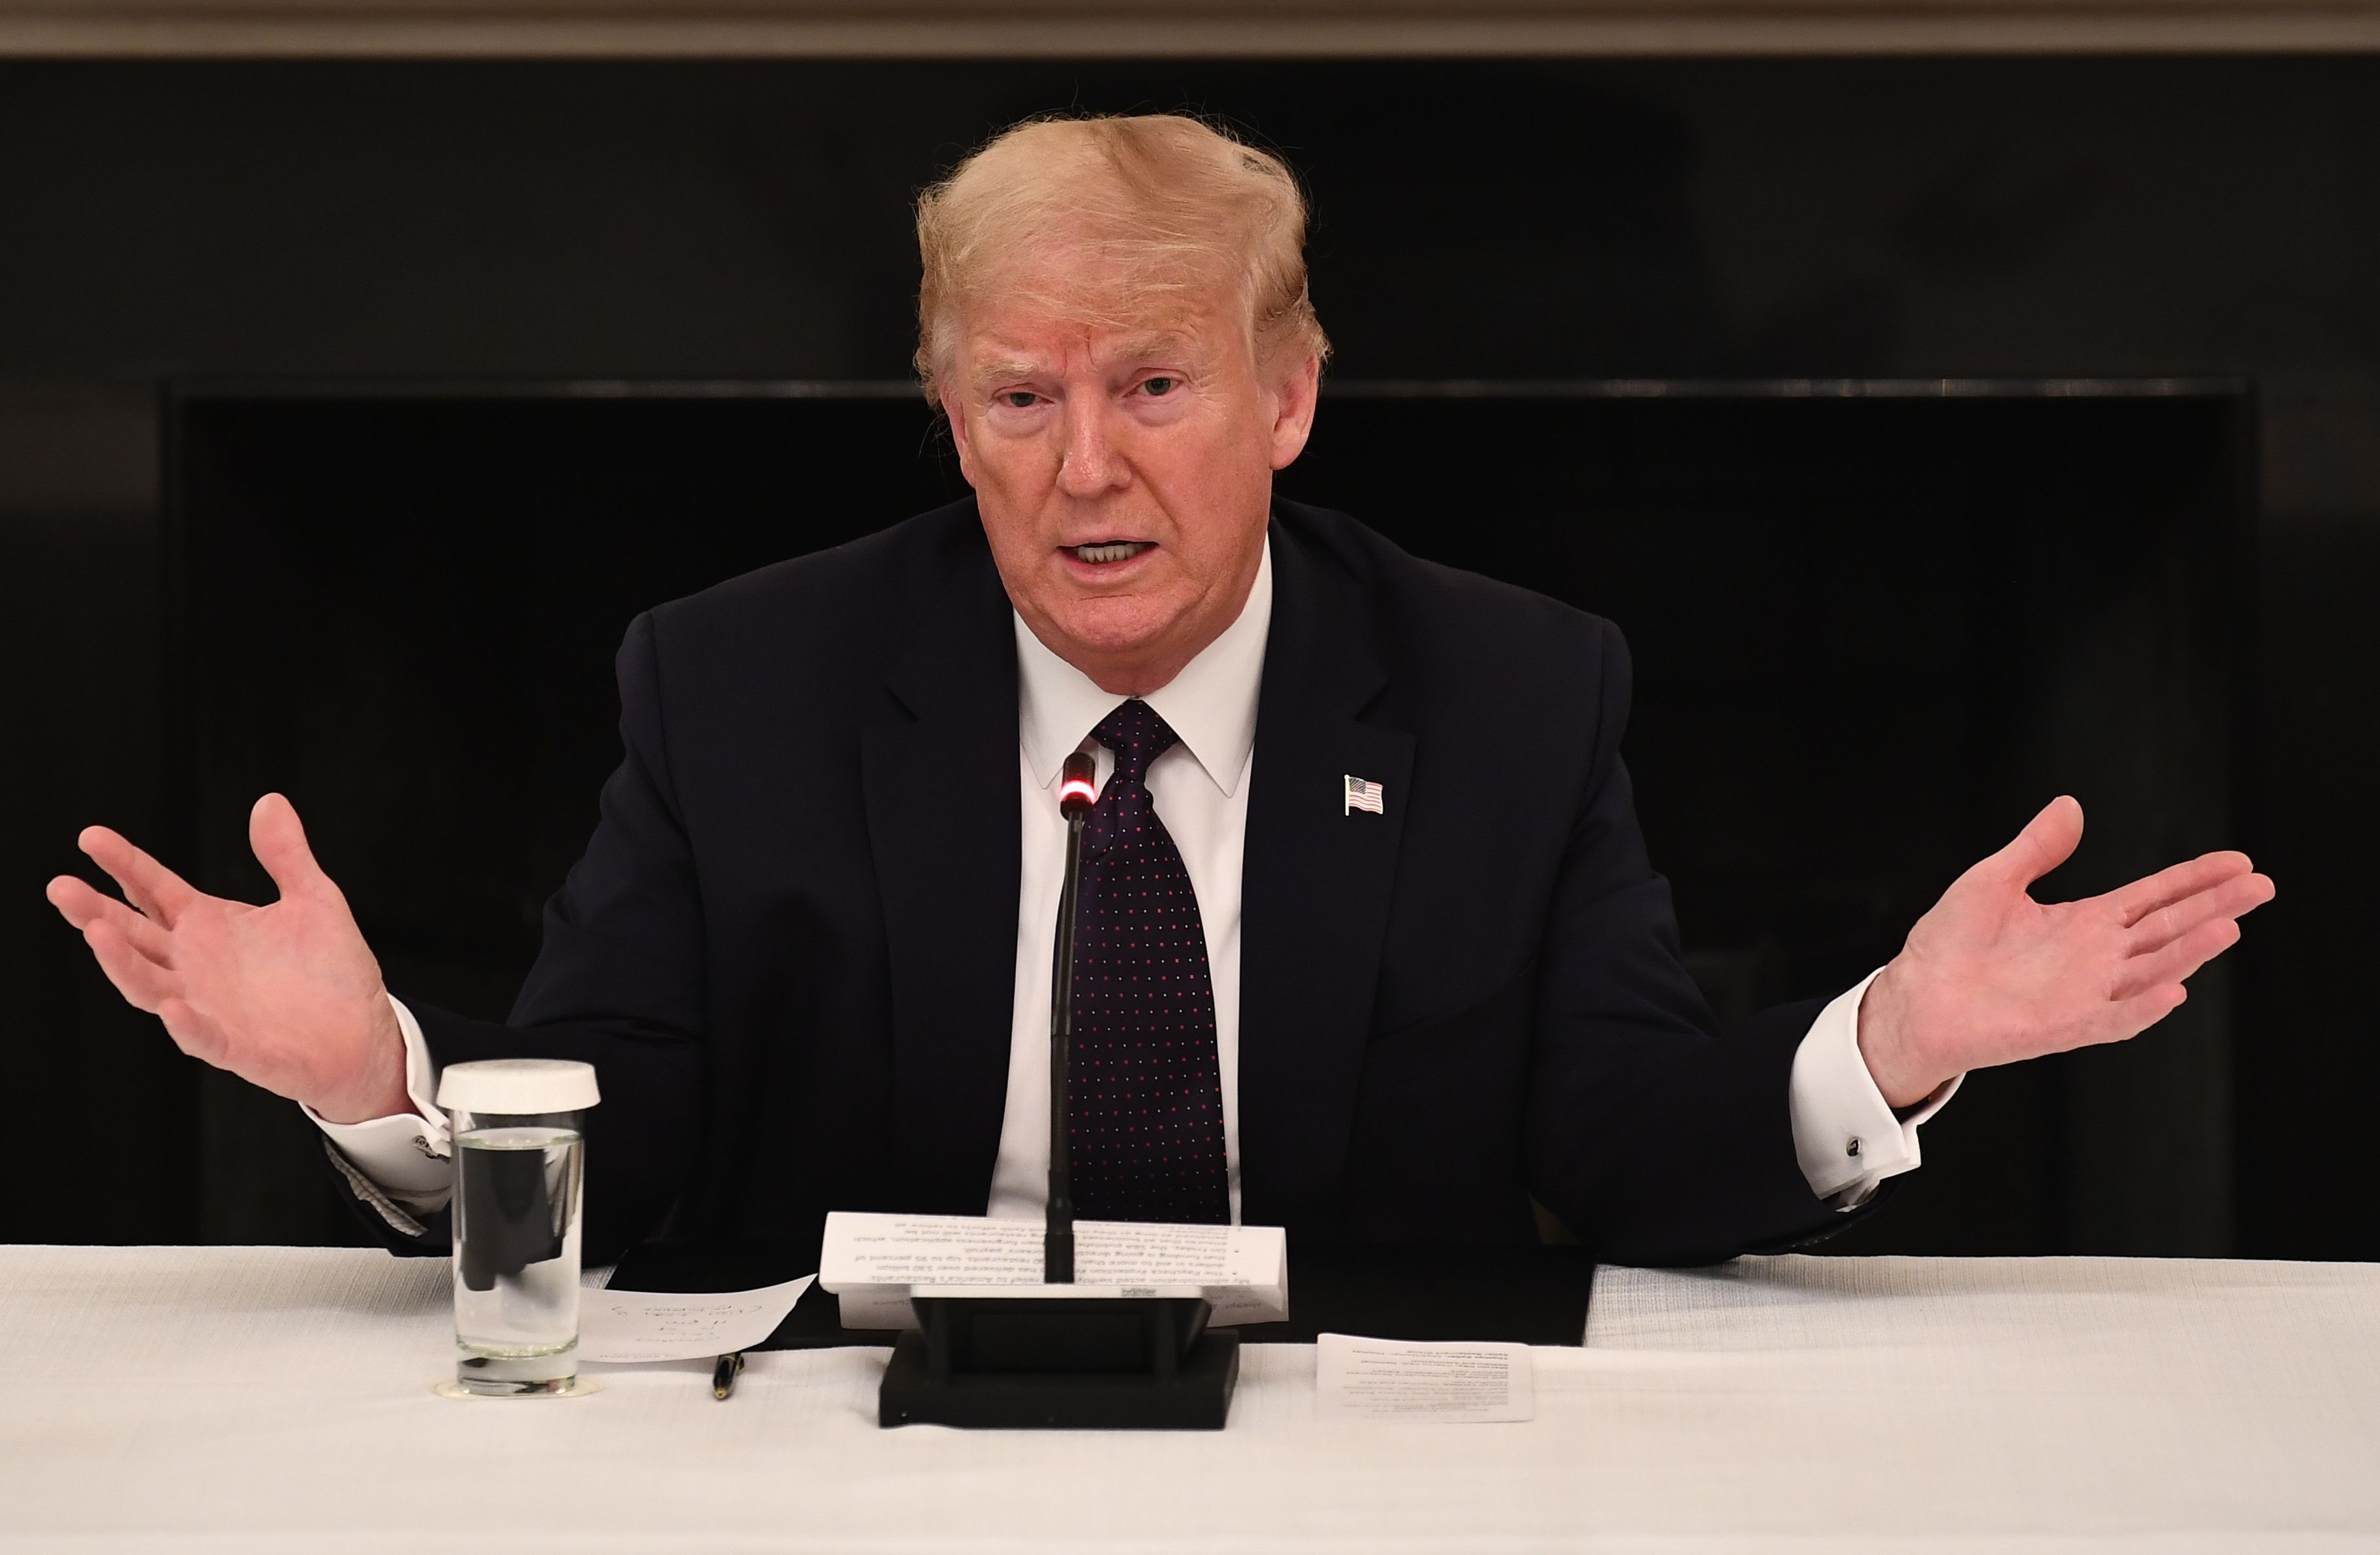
xmin=821 ymin=1213 xmax=1041 ymax=1285
xmin=1314 ymin=1332 xmax=1534 ymax=1422
xmin=818 ymin=1211 xmax=1288 ymax=1329
xmin=577 ymin=1275 xmax=814 ymax=1363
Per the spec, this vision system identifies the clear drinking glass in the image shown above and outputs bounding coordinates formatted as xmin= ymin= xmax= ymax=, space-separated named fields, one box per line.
xmin=435 ymin=1059 xmax=601 ymax=1397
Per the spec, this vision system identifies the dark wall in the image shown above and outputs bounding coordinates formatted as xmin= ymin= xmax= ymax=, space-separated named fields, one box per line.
xmin=4 ymin=57 xmax=2373 ymax=1255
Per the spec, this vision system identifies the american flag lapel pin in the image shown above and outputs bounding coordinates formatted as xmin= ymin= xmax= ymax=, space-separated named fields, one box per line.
xmin=1343 ymin=774 xmax=1385 ymax=815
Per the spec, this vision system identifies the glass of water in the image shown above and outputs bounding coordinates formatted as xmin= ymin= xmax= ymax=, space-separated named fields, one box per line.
xmin=434 ymin=1058 xmax=600 ymax=1397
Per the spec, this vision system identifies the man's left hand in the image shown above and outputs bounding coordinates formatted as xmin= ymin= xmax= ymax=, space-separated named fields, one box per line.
xmin=1856 ymin=795 xmax=2275 ymax=1109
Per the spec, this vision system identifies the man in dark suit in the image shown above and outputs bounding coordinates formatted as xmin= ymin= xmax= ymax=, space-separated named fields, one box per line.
xmin=47 ymin=115 xmax=2272 ymax=1267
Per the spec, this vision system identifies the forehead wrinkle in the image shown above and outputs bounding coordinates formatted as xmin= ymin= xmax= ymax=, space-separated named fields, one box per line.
xmin=1104 ymin=329 xmax=1201 ymax=368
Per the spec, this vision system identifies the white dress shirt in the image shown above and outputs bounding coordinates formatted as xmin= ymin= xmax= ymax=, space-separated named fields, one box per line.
xmin=316 ymin=536 xmax=1956 ymax=1230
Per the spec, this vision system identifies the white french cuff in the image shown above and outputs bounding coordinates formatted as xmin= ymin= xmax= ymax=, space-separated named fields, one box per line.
xmin=304 ymin=993 xmax=454 ymax=1220
xmin=321 ymin=1139 xmax=428 ymax=1240
xmin=1789 ymin=967 xmax=1962 ymax=1209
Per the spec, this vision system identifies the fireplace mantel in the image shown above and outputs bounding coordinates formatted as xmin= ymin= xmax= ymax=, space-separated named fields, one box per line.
xmin=3 ymin=0 xmax=2376 ymax=58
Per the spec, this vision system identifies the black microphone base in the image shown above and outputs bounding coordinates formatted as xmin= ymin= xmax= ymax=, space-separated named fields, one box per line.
xmin=878 ymin=1293 xmax=1238 ymax=1430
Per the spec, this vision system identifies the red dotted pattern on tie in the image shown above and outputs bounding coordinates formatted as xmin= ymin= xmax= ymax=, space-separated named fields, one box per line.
xmin=1066 ymin=698 xmax=1231 ymax=1225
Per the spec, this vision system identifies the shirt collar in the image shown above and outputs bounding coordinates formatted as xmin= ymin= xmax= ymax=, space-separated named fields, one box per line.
xmin=1015 ymin=535 xmax=1272 ymax=797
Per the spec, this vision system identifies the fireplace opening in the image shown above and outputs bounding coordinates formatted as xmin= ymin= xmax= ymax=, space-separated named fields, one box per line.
xmin=168 ymin=378 xmax=2252 ymax=1254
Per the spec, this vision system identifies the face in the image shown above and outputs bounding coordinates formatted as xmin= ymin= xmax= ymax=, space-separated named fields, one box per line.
xmin=939 ymin=253 xmax=1320 ymax=696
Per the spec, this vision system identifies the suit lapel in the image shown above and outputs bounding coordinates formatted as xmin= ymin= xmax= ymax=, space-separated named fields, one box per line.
xmin=861 ymin=523 xmax=1021 ymax=1214
xmin=1238 ymin=512 xmax=1415 ymax=1233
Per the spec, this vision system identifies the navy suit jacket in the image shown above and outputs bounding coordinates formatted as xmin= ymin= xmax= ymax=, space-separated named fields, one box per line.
xmin=377 ymin=496 xmax=1864 ymax=1266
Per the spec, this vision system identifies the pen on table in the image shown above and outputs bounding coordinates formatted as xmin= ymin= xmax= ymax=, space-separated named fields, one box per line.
xmin=713 ymin=1351 xmax=746 ymax=1401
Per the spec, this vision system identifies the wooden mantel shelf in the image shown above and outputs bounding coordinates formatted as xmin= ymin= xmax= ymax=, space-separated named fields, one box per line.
xmin=3 ymin=0 xmax=2377 ymax=58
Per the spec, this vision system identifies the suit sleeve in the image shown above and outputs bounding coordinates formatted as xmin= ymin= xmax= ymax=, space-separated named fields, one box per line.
xmin=336 ymin=611 xmax=709 ymax=1263
xmin=1523 ymin=618 xmax=1883 ymax=1266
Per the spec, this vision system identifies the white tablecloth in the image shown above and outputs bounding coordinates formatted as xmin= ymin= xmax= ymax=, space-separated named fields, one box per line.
xmin=2 ymin=1246 xmax=2375 ymax=1552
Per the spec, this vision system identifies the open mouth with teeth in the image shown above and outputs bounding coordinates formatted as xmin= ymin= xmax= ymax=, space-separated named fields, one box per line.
xmin=1070 ymin=541 xmax=1154 ymax=565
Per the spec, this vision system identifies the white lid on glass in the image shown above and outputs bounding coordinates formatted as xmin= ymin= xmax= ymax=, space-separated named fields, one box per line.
xmin=435 ymin=1058 xmax=600 ymax=1113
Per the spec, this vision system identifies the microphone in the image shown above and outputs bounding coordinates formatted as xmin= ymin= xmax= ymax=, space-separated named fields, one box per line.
xmin=875 ymin=740 xmax=1241 ymax=1427
xmin=868 ymin=732 xmax=1243 ymax=1427
xmin=1046 ymin=749 xmax=1097 ymax=1283
xmin=1058 ymin=753 xmax=1098 ymax=819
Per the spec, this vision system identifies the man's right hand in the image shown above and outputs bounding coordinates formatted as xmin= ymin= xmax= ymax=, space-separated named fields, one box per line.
xmin=45 ymin=793 xmax=411 ymax=1125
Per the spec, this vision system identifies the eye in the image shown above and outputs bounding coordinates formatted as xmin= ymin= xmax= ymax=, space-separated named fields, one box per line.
xmin=1140 ymin=376 xmax=1180 ymax=398
xmin=999 ymin=391 xmax=1039 ymax=410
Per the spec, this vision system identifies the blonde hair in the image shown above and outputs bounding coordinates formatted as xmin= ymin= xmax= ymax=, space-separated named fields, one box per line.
xmin=913 ymin=113 xmax=1330 ymax=401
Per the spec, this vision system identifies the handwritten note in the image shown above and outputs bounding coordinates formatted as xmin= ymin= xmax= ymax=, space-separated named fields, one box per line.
xmin=1314 ymin=1332 xmax=1534 ymax=1423
xmin=577 ymin=1276 xmax=814 ymax=1363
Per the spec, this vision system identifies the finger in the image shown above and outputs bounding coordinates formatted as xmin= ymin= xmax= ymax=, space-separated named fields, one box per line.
xmin=1986 ymin=795 xmax=2083 ymax=891
xmin=83 ymin=920 xmax=178 ymax=1014
xmin=2109 ymin=850 xmax=2257 ymax=926
xmin=249 ymin=793 xmax=331 ymax=901
xmin=2098 ymin=982 xmax=2190 ymax=1044
xmin=155 ymin=997 xmax=232 ymax=1068
xmin=77 ymin=826 xmax=200 ymax=926
xmin=47 ymin=873 xmax=115 ymax=931
xmin=2114 ymin=916 xmax=2242 ymax=999
xmin=2127 ymin=870 xmax=2275 ymax=956
xmin=47 ymin=876 xmax=174 ymax=965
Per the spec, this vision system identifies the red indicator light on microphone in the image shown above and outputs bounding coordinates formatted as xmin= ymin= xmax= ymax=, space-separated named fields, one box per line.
xmin=1058 ymin=751 xmax=1098 ymax=817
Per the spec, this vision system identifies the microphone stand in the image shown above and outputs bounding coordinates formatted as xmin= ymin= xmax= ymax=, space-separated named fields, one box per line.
xmin=874 ymin=746 xmax=1241 ymax=1429
xmin=1045 ymin=752 xmax=1092 ymax=1284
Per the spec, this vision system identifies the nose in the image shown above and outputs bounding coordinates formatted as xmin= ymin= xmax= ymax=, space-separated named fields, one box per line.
xmin=1055 ymin=401 xmax=1127 ymax=499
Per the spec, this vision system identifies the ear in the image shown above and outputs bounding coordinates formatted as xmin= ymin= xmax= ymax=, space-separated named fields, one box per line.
xmin=1267 ymin=351 xmax=1322 ymax=472
xmin=939 ymin=382 xmax=979 ymax=487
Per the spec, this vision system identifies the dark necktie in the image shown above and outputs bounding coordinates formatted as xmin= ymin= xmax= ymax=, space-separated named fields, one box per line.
xmin=1066 ymin=698 xmax=1231 ymax=1224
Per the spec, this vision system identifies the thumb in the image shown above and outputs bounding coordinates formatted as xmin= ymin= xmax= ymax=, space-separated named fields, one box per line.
xmin=1987 ymin=795 xmax=2083 ymax=892
xmin=250 ymin=793 xmax=331 ymax=900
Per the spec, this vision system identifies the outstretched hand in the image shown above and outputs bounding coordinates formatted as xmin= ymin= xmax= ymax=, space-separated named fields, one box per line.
xmin=1857 ymin=796 xmax=2274 ymax=1109
xmin=45 ymin=795 xmax=410 ymax=1124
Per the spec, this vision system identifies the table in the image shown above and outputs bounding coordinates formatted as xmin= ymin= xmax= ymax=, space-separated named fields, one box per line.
xmin=3 ymin=1246 xmax=2376 ymax=1552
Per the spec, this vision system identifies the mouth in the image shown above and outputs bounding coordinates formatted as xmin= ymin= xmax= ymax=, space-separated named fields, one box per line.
xmin=1066 ymin=540 xmax=1155 ymax=565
